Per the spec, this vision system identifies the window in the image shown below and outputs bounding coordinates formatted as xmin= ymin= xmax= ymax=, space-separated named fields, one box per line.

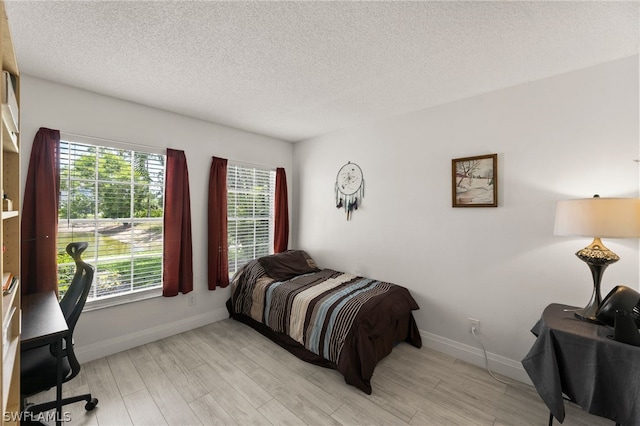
xmin=227 ymin=164 xmax=276 ymax=276
xmin=58 ymin=138 xmax=166 ymax=303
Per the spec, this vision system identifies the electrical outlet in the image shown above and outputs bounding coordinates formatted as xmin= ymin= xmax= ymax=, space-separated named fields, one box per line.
xmin=188 ymin=294 xmax=196 ymax=306
xmin=468 ymin=318 xmax=480 ymax=333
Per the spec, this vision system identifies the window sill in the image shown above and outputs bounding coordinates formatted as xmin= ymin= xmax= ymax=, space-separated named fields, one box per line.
xmin=83 ymin=287 xmax=163 ymax=312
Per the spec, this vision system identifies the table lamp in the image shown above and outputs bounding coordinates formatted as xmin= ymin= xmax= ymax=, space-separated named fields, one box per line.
xmin=554 ymin=195 xmax=640 ymax=322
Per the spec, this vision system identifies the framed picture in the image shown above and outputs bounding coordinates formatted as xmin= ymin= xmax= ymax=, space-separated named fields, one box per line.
xmin=452 ymin=153 xmax=497 ymax=207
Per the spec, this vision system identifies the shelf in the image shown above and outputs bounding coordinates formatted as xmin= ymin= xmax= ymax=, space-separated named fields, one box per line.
xmin=1 ymin=1 xmax=21 ymax=420
xmin=1 ymin=309 xmax=17 ymax=357
xmin=1 ymin=4 xmax=17 ymax=77
xmin=1 ymin=334 xmax=18 ymax=414
xmin=1 ymin=120 xmax=16 ymax=153
xmin=1 ymin=107 xmax=16 ymax=153
xmin=1 ymin=281 xmax=16 ymax=329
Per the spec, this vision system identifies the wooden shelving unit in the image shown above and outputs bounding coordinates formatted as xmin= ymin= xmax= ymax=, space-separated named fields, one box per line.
xmin=0 ymin=1 xmax=20 ymax=423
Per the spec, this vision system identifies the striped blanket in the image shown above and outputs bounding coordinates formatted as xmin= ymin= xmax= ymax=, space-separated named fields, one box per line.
xmin=229 ymin=258 xmax=422 ymax=394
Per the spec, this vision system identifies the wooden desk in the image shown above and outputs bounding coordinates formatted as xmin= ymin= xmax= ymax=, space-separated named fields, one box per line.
xmin=21 ymin=291 xmax=68 ymax=426
xmin=522 ymin=304 xmax=640 ymax=426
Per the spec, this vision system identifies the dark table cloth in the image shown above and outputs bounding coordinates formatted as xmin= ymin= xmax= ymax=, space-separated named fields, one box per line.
xmin=522 ymin=303 xmax=640 ymax=425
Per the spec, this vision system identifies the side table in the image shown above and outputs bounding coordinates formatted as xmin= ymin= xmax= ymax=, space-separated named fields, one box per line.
xmin=522 ymin=303 xmax=640 ymax=425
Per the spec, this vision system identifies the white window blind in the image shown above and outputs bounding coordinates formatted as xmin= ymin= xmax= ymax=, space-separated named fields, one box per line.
xmin=227 ymin=164 xmax=276 ymax=276
xmin=58 ymin=139 xmax=166 ymax=302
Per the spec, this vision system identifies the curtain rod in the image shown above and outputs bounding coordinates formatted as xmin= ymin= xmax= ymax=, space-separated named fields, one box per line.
xmin=61 ymin=132 xmax=283 ymax=170
xmin=60 ymin=131 xmax=165 ymax=154
xmin=228 ymin=158 xmax=279 ymax=171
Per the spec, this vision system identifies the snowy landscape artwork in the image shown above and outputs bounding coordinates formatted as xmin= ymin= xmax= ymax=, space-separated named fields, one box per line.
xmin=452 ymin=154 xmax=497 ymax=207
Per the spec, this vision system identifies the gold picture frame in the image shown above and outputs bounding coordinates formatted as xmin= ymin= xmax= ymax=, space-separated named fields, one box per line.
xmin=452 ymin=154 xmax=498 ymax=207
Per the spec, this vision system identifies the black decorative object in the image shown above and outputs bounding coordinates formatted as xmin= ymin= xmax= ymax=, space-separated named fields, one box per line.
xmin=596 ymin=285 xmax=640 ymax=328
xmin=612 ymin=310 xmax=640 ymax=346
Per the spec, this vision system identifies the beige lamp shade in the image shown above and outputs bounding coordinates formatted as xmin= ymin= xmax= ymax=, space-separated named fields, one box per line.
xmin=554 ymin=197 xmax=640 ymax=238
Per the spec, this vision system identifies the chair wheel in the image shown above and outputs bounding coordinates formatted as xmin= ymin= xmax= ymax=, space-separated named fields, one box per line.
xmin=85 ymin=398 xmax=98 ymax=411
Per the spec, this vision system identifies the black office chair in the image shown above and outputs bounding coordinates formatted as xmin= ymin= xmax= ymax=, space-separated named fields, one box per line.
xmin=21 ymin=242 xmax=98 ymax=415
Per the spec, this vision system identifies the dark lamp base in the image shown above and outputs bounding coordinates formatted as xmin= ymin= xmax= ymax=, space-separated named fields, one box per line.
xmin=574 ymin=237 xmax=619 ymax=323
xmin=574 ymin=308 xmax=601 ymax=323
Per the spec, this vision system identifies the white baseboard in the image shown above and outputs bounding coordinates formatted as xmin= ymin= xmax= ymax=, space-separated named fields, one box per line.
xmin=74 ymin=307 xmax=229 ymax=363
xmin=420 ymin=330 xmax=533 ymax=386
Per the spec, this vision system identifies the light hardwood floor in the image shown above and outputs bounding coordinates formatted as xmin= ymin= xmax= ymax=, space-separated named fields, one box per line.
xmin=26 ymin=318 xmax=611 ymax=426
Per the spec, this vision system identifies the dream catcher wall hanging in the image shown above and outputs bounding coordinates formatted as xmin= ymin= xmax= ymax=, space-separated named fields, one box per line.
xmin=335 ymin=161 xmax=365 ymax=220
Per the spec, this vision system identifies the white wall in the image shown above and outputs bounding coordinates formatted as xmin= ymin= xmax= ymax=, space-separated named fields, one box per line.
xmin=19 ymin=76 xmax=294 ymax=361
xmin=17 ymin=57 xmax=639 ymax=378
xmin=293 ymin=56 xmax=639 ymax=382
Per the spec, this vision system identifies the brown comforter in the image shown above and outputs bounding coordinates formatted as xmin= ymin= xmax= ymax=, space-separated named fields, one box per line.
xmin=227 ymin=254 xmax=422 ymax=394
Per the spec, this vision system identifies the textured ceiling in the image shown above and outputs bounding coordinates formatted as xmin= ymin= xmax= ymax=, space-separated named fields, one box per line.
xmin=4 ymin=1 xmax=639 ymax=142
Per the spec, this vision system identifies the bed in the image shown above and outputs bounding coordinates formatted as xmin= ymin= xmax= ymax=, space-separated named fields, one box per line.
xmin=226 ymin=250 xmax=422 ymax=394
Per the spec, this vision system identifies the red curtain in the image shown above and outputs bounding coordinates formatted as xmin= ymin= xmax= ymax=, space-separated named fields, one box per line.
xmin=21 ymin=128 xmax=60 ymax=295
xmin=208 ymin=156 xmax=229 ymax=290
xmin=274 ymin=167 xmax=289 ymax=253
xmin=162 ymin=149 xmax=193 ymax=296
